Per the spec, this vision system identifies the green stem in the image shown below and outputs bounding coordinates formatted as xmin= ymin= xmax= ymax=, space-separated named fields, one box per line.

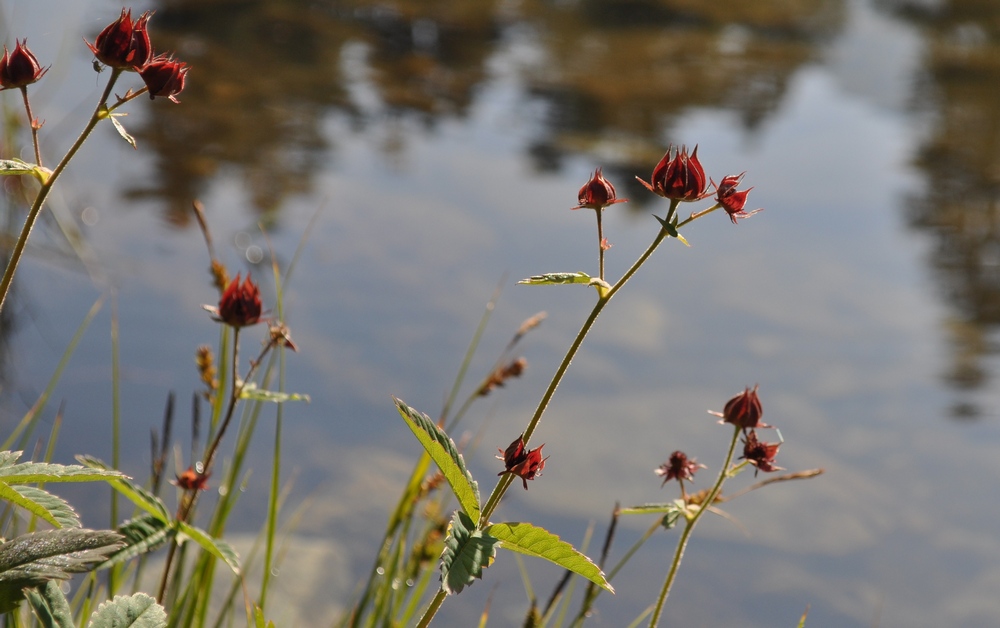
xmin=647 ymin=425 xmax=741 ymax=627
xmin=480 ymin=201 xmax=677 ymax=527
xmin=416 ymin=590 xmax=446 ymax=628
xmin=0 ymin=68 xmax=122 ymax=315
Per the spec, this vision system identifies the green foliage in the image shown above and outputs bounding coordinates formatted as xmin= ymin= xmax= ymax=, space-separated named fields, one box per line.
xmin=394 ymin=397 xmax=481 ymax=522
xmin=485 ymin=522 xmax=613 ymax=594
xmin=24 ymin=581 xmax=74 ymax=628
xmin=99 ymin=515 xmax=172 ymax=569
xmin=0 ymin=158 xmax=35 ymax=176
xmin=0 ymin=485 xmax=80 ymax=529
xmin=440 ymin=510 xmax=498 ymax=595
xmin=107 ymin=113 xmax=136 ymax=150
xmin=653 ymin=214 xmax=690 ymax=246
xmin=175 ymin=522 xmax=241 ymax=576
xmin=618 ymin=501 xmax=685 ymax=530
xmin=253 ymin=605 xmax=275 ymax=628
xmin=76 ymin=456 xmax=170 ymax=522
xmin=0 ymin=529 xmax=124 ymax=613
xmin=239 ymin=382 xmax=310 ymax=403
xmin=517 ymin=272 xmax=592 ymax=285
xmin=86 ymin=593 xmax=167 ymax=628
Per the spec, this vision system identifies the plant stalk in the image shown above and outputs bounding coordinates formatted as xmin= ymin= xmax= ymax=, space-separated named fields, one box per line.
xmin=647 ymin=425 xmax=741 ymax=627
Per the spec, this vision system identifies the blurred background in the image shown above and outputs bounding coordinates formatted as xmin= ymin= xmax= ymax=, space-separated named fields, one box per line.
xmin=3 ymin=0 xmax=1000 ymax=625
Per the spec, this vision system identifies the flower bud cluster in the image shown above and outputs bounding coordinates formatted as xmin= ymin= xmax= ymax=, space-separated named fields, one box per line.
xmin=86 ymin=8 xmax=189 ymax=102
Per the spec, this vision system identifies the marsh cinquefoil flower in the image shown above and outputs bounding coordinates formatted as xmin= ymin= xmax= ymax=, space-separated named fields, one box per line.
xmin=0 ymin=40 xmax=47 ymax=89
xmin=637 ymin=145 xmax=710 ymax=202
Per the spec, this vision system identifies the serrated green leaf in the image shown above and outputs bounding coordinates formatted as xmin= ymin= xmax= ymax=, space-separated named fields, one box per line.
xmin=517 ymin=272 xmax=592 ymax=286
xmin=77 ymin=456 xmax=170 ymax=523
xmin=176 ymin=522 xmax=241 ymax=575
xmin=0 ymin=529 xmax=123 ymax=584
xmin=86 ymin=593 xmax=166 ymax=628
xmin=617 ymin=502 xmax=684 ymax=516
xmin=25 ymin=580 xmax=74 ymax=628
xmin=0 ymin=159 xmax=34 ymax=175
xmin=6 ymin=485 xmax=81 ymax=528
xmin=393 ymin=397 xmax=480 ymax=522
xmin=0 ymin=451 xmax=23 ymax=468
xmin=0 ymin=460 xmax=124 ymax=485
xmin=485 ymin=522 xmax=613 ymax=593
xmin=109 ymin=114 xmax=136 ymax=150
xmin=440 ymin=510 xmax=498 ymax=595
xmin=98 ymin=515 xmax=172 ymax=569
xmin=239 ymin=382 xmax=310 ymax=403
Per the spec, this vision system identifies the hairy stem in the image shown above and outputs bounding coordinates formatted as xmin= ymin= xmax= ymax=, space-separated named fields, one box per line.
xmin=0 ymin=68 xmax=122 ymax=314
xmin=648 ymin=425 xmax=741 ymax=627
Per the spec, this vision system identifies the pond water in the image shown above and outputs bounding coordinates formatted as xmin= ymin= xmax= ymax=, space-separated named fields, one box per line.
xmin=3 ymin=0 xmax=1000 ymax=626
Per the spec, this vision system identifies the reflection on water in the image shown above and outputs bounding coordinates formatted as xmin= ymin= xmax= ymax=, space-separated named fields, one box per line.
xmin=886 ymin=0 xmax=1000 ymax=417
xmin=136 ymin=0 xmax=844 ymax=219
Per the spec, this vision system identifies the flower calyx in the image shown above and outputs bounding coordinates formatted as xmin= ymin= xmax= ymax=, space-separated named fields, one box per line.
xmin=573 ymin=167 xmax=627 ymax=211
xmin=0 ymin=40 xmax=47 ymax=90
xmin=497 ymin=435 xmax=548 ymax=490
xmin=637 ymin=145 xmax=710 ymax=202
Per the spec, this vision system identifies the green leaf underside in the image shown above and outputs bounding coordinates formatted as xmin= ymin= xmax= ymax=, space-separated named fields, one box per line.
xmin=176 ymin=522 xmax=241 ymax=576
xmin=0 ymin=529 xmax=123 ymax=586
xmin=393 ymin=397 xmax=480 ymax=522
xmin=1 ymin=485 xmax=81 ymax=529
xmin=109 ymin=114 xmax=137 ymax=150
xmin=485 ymin=522 xmax=613 ymax=594
xmin=77 ymin=456 xmax=170 ymax=523
xmin=518 ymin=272 xmax=592 ymax=285
xmin=0 ymin=458 xmax=124 ymax=485
xmin=0 ymin=159 xmax=35 ymax=175
xmin=99 ymin=515 xmax=172 ymax=569
xmin=440 ymin=510 xmax=498 ymax=595
xmin=25 ymin=580 xmax=74 ymax=628
xmin=239 ymin=382 xmax=310 ymax=403
xmin=86 ymin=593 xmax=167 ymax=628
xmin=617 ymin=502 xmax=684 ymax=516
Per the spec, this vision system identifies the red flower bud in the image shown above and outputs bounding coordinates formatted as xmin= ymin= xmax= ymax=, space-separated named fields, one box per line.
xmin=573 ymin=167 xmax=627 ymax=210
xmin=740 ymin=430 xmax=783 ymax=476
xmin=655 ymin=450 xmax=706 ymax=486
xmin=139 ymin=55 xmax=188 ymax=103
xmin=711 ymin=385 xmax=770 ymax=430
xmin=207 ymin=273 xmax=263 ymax=328
xmin=172 ymin=465 xmax=210 ymax=491
xmin=86 ymin=9 xmax=153 ymax=70
xmin=713 ymin=173 xmax=761 ymax=224
xmin=497 ymin=435 xmax=547 ymax=490
xmin=0 ymin=40 xmax=47 ymax=89
xmin=637 ymin=145 xmax=710 ymax=202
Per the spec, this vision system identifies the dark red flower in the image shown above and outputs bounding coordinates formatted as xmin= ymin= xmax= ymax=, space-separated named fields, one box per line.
xmin=655 ymin=450 xmax=705 ymax=486
xmin=497 ymin=435 xmax=548 ymax=490
xmin=0 ymin=40 xmax=47 ymax=89
xmin=86 ymin=9 xmax=153 ymax=70
xmin=172 ymin=465 xmax=210 ymax=491
xmin=740 ymin=430 xmax=783 ymax=476
xmin=713 ymin=173 xmax=761 ymax=224
xmin=711 ymin=385 xmax=770 ymax=430
xmin=207 ymin=273 xmax=263 ymax=328
xmin=573 ymin=167 xmax=627 ymax=210
xmin=139 ymin=54 xmax=188 ymax=103
xmin=637 ymin=145 xmax=710 ymax=202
